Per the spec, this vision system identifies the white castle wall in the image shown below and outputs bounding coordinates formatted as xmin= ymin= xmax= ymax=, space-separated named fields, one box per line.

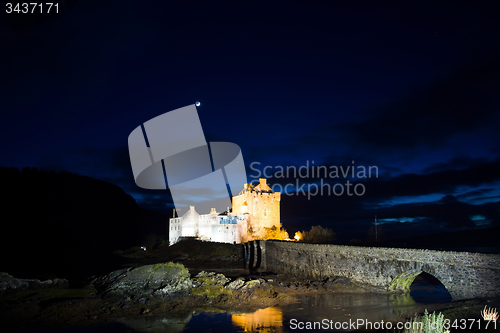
xmin=169 ymin=207 xmax=244 ymax=245
xmin=169 ymin=217 xmax=182 ymax=245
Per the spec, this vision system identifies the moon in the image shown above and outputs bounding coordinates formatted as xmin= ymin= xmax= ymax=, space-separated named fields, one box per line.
xmin=195 ymin=101 xmax=201 ymax=107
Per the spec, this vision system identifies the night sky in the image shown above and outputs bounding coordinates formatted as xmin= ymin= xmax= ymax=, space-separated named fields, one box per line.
xmin=2 ymin=1 xmax=500 ymax=242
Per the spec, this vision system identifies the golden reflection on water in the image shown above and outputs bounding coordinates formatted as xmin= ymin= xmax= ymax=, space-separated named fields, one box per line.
xmin=232 ymin=307 xmax=283 ymax=332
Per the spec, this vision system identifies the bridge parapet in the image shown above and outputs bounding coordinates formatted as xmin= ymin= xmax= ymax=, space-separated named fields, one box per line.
xmin=246 ymin=240 xmax=500 ymax=300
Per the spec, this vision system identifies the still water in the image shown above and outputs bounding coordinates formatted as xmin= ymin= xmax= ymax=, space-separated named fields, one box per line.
xmin=12 ymin=273 xmax=451 ymax=333
xmin=115 ymin=274 xmax=452 ymax=333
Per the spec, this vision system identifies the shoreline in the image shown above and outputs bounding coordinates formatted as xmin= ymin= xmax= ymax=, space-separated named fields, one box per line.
xmin=1 ymin=261 xmax=498 ymax=332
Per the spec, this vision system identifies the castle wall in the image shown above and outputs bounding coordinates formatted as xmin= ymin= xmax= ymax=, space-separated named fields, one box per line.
xmin=169 ymin=211 xmax=242 ymax=245
xmin=198 ymin=213 xmax=219 ymax=240
xmin=169 ymin=217 xmax=182 ymax=245
xmin=210 ymin=223 xmax=239 ymax=244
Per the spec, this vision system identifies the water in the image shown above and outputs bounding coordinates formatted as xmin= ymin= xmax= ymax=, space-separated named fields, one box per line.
xmin=12 ymin=273 xmax=452 ymax=333
xmin=179 ymin=293 xmax=428 ymax=333
xmin=116 ymin=278 xmax=451 ymax=333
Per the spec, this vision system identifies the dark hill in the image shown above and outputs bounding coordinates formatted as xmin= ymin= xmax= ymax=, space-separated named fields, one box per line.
xmin=0 ymin=167 xmax=168 ymax=284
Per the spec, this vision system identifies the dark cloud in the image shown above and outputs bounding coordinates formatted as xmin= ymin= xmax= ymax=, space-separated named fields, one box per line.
xmin=238 ymin=57 xmax=500 ymax=182
xmin=424 ymin=157 xmax=490 ymax=174
xmin=263 ymin=56 xmax=500 ymax=176
xmin=248 ymin=157 xmax=500 ymax=201
xmin=336 ymin=54 xmax=500 ymax=150
xmin=362 ymin=158 xmax=500 ymax=200
xmin=456 ymin=188 xmax=495 ymax=199
xmin=259 ymin=157 xmax=500 ymax=240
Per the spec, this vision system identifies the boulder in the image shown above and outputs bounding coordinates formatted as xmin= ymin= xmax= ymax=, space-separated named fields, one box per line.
xmin=87 ymin=262 xmax=192 ymax=302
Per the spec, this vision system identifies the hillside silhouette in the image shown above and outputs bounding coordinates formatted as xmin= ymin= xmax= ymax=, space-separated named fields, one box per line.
xmin=0 ymin=167 xmax=168 ymax=284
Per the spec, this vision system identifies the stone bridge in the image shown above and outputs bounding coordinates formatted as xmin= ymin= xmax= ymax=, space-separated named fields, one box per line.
xmin=244 ymin=240 xmax=500 ymax=300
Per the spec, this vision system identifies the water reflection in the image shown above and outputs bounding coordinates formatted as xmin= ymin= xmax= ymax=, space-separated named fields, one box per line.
xmin=388 ymin=292 xmax=416 ymax=306
xmin=232 ymin=307 xmax=284 ymax=333
xmin=181 ymin=292 xmax=425 ymax=333
xmin=119 ymin=314 xmax=192 ymax=333
xmin=118 ymin=278 xmax=451 ymax=333
xmin=280 ymin=292 xmax=418 ymax=332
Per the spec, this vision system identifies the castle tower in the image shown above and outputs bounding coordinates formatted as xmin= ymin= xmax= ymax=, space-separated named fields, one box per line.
xmin=181 ymin=205 xmax=200 ymax=237
xmin=232 ymin=178 xmax=281 ymax=238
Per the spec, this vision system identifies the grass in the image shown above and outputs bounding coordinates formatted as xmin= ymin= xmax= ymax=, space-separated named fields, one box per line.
xmin=152 ymin=262 xmax=187 ymax=272
xmin=191 ymin=285 xmax=233 ymax=298
xmin=404 ymin=310 xmax=447 ymax=333
xmin=196 ymin=276 xmax=219 ymax=285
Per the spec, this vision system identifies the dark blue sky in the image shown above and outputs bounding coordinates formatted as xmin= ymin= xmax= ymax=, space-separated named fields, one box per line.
xmin=1 ymin=1 xmax=499 ymax=241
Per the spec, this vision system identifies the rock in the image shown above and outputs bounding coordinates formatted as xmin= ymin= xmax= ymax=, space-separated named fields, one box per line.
xmin=195 ymin=271 xmax=215 ymax=278
xmin=240 ymin=279 xmax=262 ymax=290
xmin=0 ymin=272 xmax=69 ymax=294
xmin=226 ymin=278 xmax=245 ymax=290
xmin=87 ymin=262 xmax=192 ymax=302
xmin=193 ymin=271 xmax=230 ymax=287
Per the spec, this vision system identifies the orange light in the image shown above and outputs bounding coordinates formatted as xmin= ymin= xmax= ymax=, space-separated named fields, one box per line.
xmin=232 ymin=307 xmax=283 ymax=332
xmin=294 ymin=232 xmax=300 ymax=241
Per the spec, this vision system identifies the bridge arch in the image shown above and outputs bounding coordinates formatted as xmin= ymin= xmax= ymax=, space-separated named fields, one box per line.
xmin=388 ymin=269 xmax=451 ymax=295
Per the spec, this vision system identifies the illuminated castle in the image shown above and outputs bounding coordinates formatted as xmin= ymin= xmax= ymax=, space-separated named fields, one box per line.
xmin=169 ymin=178 xmax=282 ymax=245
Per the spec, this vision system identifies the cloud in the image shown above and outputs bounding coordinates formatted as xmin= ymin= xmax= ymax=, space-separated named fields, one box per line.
xmin=239 ymin=54 xmax=500 ymax=176
xmin=456 ymin=188 xmax=495 ymax=199
xmin=272 ymin=157 xmax=500 ymax=240
xmin=423 ymin=157 xmax=490 ymax=174
xmin=361 ymin=158 xmax=500 ymax=200
xmin=333 ymin=54 xmax=500 ymax=150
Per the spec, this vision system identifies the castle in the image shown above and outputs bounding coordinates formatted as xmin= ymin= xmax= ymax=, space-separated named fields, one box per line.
xmin=169 ymin=178 xmax=281 ymax=245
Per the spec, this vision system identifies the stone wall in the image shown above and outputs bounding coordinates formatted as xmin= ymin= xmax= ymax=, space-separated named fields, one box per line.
xmin=247 ymin=240 xmax=500 ymax=300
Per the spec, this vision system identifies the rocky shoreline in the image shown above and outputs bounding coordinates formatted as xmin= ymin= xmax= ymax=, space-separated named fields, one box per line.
xmin=2 ymin=262 xmax=498 ymax=332
xmin=0 ymin=262 xmax=377 ymax=331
